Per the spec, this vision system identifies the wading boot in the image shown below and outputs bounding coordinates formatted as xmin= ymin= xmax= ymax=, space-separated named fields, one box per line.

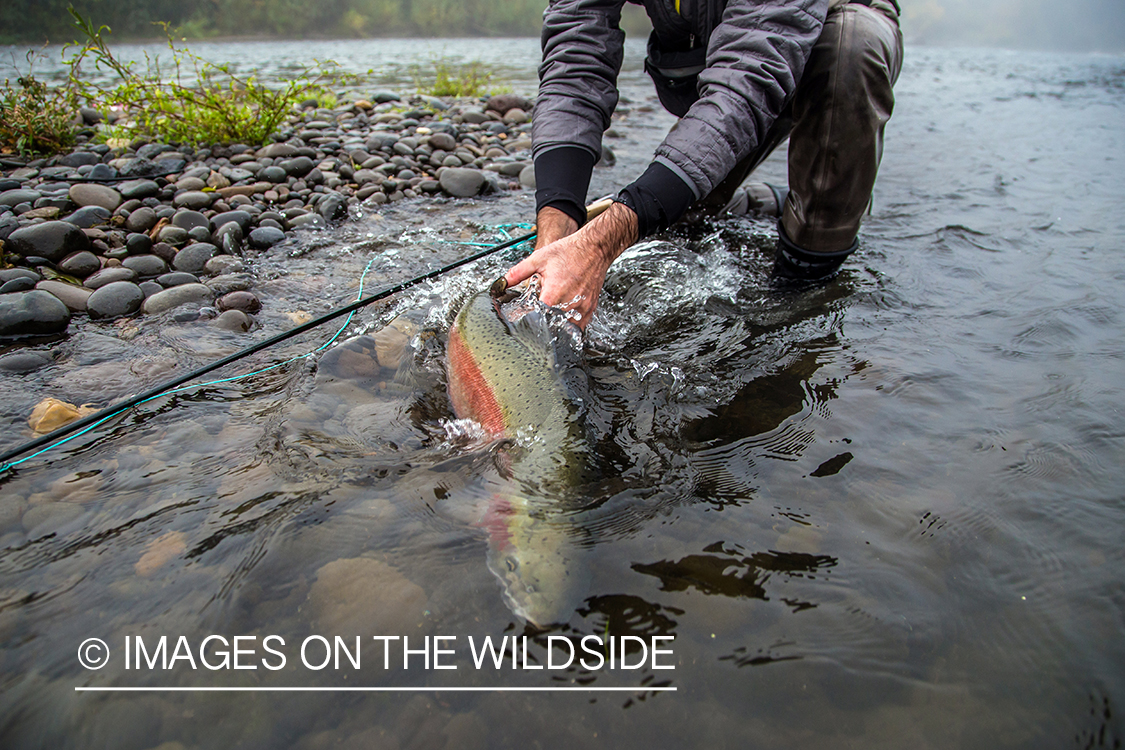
xmin=721 ymin=182 xmax=790 ymax=218
xmin=772 ymin=222 xmax=857 ymax=282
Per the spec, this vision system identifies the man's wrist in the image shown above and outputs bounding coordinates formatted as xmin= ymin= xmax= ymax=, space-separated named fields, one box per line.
xmin=536 ymin=206 xmax=579 ymax=248
xmin=586 ymin=201 xmax=638 ymax=266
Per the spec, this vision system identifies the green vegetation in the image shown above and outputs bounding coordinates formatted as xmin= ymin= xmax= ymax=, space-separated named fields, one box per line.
xmin=63 ymin=10 xmax=338 ymax=146
xmin=0 ymin=59 xmax=78 ymax=156
xmin=1 ymin=9 xmax=343 ymax=155
xmin=415 ymin=60 xmax=498 ymax=98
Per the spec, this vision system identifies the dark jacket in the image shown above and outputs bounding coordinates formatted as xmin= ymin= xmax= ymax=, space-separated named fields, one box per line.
xmin=532 ymin=0 xmax=828 ymax=231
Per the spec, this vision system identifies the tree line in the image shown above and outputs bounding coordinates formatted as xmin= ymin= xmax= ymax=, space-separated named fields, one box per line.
xmin=0 ymin=0 xmax=567 ymax=44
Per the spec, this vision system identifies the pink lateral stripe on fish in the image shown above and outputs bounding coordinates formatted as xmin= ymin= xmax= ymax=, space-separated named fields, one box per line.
xmin=446 ymin=319 xmax=508 ymax=436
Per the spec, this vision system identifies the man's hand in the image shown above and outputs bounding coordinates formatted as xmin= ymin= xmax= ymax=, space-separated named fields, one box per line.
xmin=504 ymin=202 xmax=639 ymax=329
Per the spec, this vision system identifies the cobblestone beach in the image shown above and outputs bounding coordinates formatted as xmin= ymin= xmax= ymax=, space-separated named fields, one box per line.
xmin=0 ymin=90 xmax=562 ymax=339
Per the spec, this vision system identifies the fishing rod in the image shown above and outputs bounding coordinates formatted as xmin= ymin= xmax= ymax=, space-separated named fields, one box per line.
xmin=0 ymin=197 xmax=616 ymax=470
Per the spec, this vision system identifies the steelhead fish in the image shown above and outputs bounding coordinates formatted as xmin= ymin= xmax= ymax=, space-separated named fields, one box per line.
xmin=446 ymin=288 xmax=593 ymax=627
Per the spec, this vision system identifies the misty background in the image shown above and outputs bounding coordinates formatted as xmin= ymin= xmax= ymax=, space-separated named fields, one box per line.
xmin=1 ymin=0 xmax=1123 ymax=51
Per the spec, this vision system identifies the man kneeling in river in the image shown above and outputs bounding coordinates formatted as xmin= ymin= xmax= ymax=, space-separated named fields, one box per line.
xmin=505 ymin=0 xmax=903 ymax=327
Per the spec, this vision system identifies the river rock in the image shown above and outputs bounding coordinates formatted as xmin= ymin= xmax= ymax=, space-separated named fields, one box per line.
xmin=0 ymin=290 xmax=70 ymax=336
xmin=248 ymin=226 xmax=285 ymax=249
xmin=1 ymin=277 xmax=37 ymax=293
xmin=174 ymin=176 xmax=207 ymax=192
xmin=157 ymin=225 xmax=190 ymax=246
xmin=259 ymin=143 xmax=298 ymax=159
xmin=60 ymin=151 xmax=101 ymax=168
xmin=428 ymin=132 xmax=457 ymax=152
xmin=65 ymin=205 xmax=112 ymax=229
xmin=88 ymin=164 xmax=116 ymax=181
xmin=68 ymin=183 xmax=122 ymax=211
xmin=27 ymin=398 xmax=97 ymax=435
xmin=21 ymin=207 xmax=60 ymax=221
xmin=125 ymin=206 xmax=158 ymax=233
xmin=260 ymin=166 xmax=287 ymax=183
xmin=205 ymin=273 xmax=254 ymax=295
xmin=0 ymin=268 xmax=40 ymax=284
xmin=172 ymin=191 xmax=212 ymax=210
xmin=306 ymin=557 xmax=427 ymax=635
xmin=289 ymin=214 xmax=325 ymax=229
xmin=7 ymin=221 xmax=91 ymax=263
xmin=35 ymin=280 xmax=93 ymax=312
xmin=0 ymin=189 xmax=42 ymax=207
xmin=142 ymin=283 xmax=213 ymax=314
xmin=122 ymin=255 xmax=168 ymax=278
xmin=499 ymin=161 xmax=528 ymax=177
xmin=374 ymin=315 xmax=419 ymax=369
xmin=281 ymin=156 xmax=315 ymax=177
xmin=503 ymin=108 xmax=529 ymax=125
xmin=318 ymin=194 xmax=347 ymax=222
xmin=519 ymin=164 xmax=536 ymax=188
xmin=172 ymin=210 xmax=208 ymax=231
xmin=173 ymin=243 xmax=217 ymax=274
xmin=209 ymin=210 xmax=253 ymax=234
xmin=439 ymin=168 xmax=485 ymax=198
xmin=118 ymin=156 xmax=160 ymax=178
xmin=135 ymin=531 xmax=187 ymax=577
xmin=57 ymin=251 xmax=101 ymax=278
xmin=366 ymin=133 xmax=398 ymax=151
xmin=125 ymin=232 xmax=153 ymax=256
xmin=486 ymin=93 xmax=533 ymax=115
xmin=216 ymin=291 xmax=260 ymax=314
xmin=460 ymin=109 xmax=488 ymax=125
xmin=213 ymin=221 xmax=244 ymax=250
xmin=118 ymin=179 xmax=160 ymax=200
xmin=186 ymin=226 xmax=211 ymax=246
xmin=157 ymin=272 xmax=199 ymax=288
xmin=205 ymin=256 xmax=245 ymax=275
xmin=84 ymin=267 xmax=138 ymax=289
xmin=213 ymin=309 xmax=252 ymax=332
xmin=0 ymin=351 xmax=53 ymax=373
xmin=87 ymin=281 xmax=145 ymax=319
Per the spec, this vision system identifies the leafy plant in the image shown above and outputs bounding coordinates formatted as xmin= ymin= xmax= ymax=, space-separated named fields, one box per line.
xmin=63 ymin=8 xmax=340 ymax=146
xmin=0 ymin=51 xmax=79 ymax=156
xmin=415 ymin=59 xmax=498 ymax=99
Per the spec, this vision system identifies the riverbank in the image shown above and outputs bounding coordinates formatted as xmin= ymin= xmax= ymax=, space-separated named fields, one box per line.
xmin=0 ymin=89 xmax=550 ymax=339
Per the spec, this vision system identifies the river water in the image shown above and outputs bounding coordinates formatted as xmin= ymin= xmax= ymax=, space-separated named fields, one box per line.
xmin=1 ymin=38 xmax=1123 ymax=749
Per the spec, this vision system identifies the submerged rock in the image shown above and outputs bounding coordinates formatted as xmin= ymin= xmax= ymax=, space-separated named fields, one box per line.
xmin=27 ymin=397 xmax=98 ymax=434
xmin=135 ymin=531 xmax=188 ymax=577
xmin=306 ymin=557 xmax=427 ymax=635
xmin=142 ymin=283 xmax=214 ymax=314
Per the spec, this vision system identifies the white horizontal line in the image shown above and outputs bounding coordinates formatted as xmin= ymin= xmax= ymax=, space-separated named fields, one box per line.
xmin=75 ymin=686 xmax=675 ymax=693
